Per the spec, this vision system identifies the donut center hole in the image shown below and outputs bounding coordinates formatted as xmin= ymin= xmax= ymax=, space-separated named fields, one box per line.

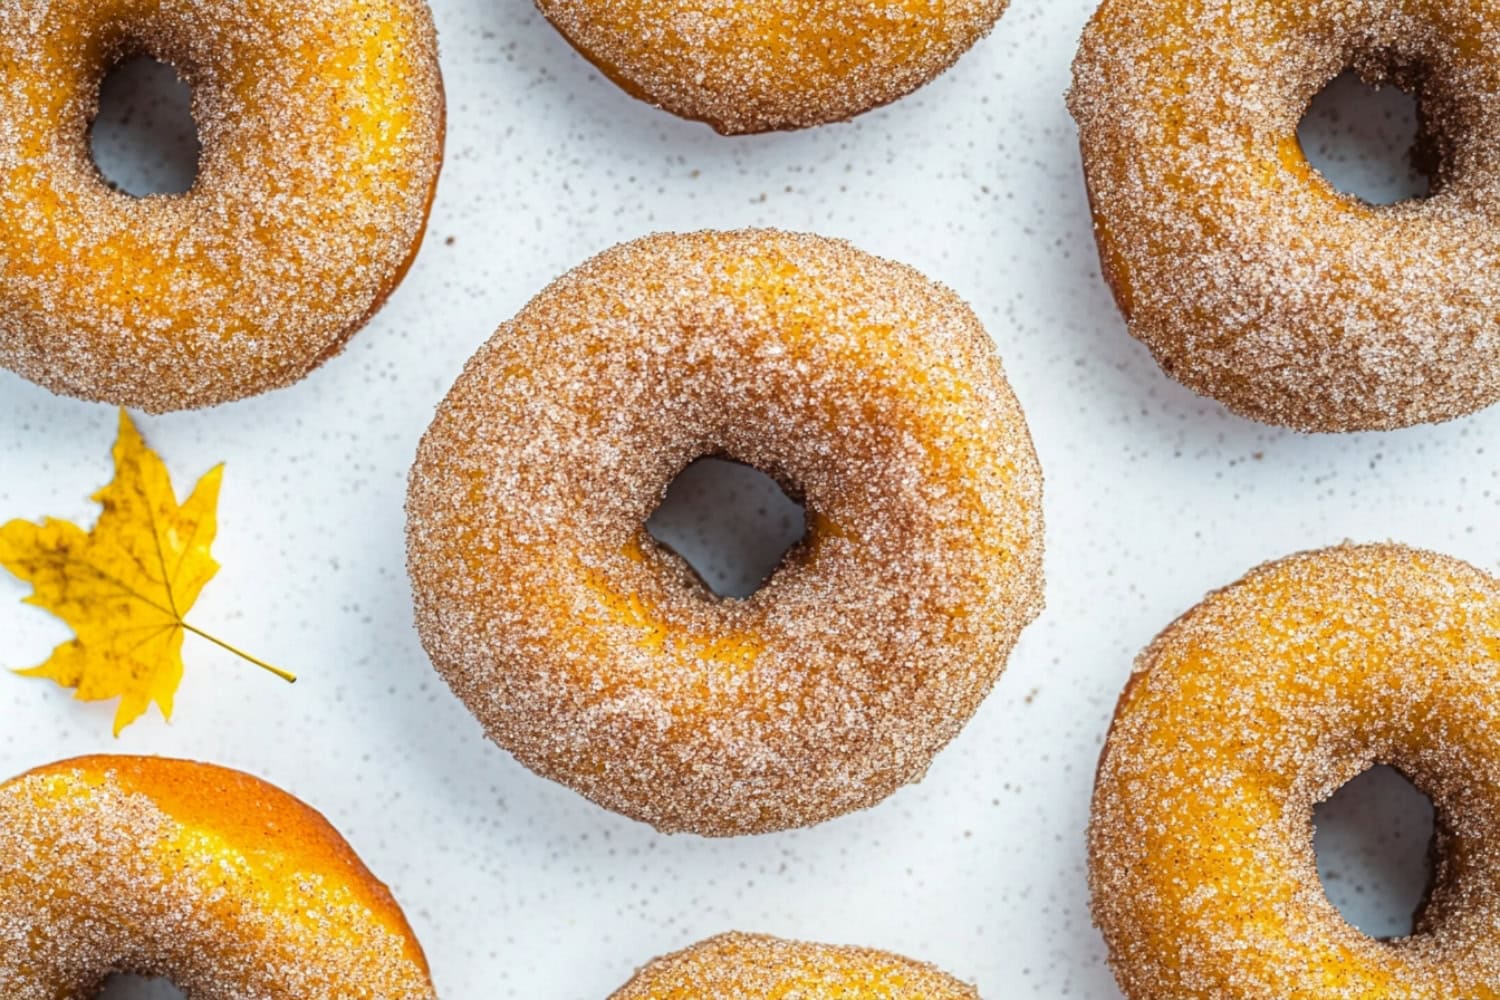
xmin=1313 ymin=765 xmax=1436 ymax=939
xmin=90 ymin=57 xmax=200 ymax=197
xmin=1298 ymin=71 xmax=1430 ymax=204
xmin=94 ymin=973 xmax=187 ymax=999
xmin=646 ymin=458 xmax=806 ymax=599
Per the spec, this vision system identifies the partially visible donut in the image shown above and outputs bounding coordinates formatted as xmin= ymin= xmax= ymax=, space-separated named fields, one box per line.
xmin=609 ymin=932 xmax=979 ymax=998
xmin=0 ymin=0 xmax=445 ymax=412
xmin=407 ymin=229 xmax=1045 ymax=836
xmin=0 ymin=755 xmax=437 ymax=1000
xmin=1091 ymin=543 xmax=1500 ymax=998
xmin=1069 ymin=0 xmax=1500 ymax=431
xmin=537 ymin=0 xmax=1009 ymax=134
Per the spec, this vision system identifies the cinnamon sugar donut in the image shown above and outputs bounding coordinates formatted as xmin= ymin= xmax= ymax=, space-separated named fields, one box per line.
xmin=609 ymin=932 xmax=979 ymax=998
xmin=1069 ymin=0 xmax=1500 ymax=431
xmin=0 ymin=0 xmax=445 ymax=412
xmin=1090 ymin=543 xmax=1500 ymax=999
xmin=406 ymin=229 xmax=1044 ymax=836
xmin=0 ymin=755 xmax=436 ymax=999
xmin=537 ymin=0 xmax=1009 ymax=134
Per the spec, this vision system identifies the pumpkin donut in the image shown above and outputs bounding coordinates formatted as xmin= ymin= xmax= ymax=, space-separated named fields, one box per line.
xmin=0 ymin=0 xmax=445 ymax=412
xmin=537 ymin=0 xmax=1009 ymax=134
xmin=609 ymin=932 xmax=979 ymax=998
xmin=1090 ymin=543 xmax=1500 ymax=999
xmin=406 ymin=229 xmax=1044 ymax=836
xmin=0 ymin=755 xmax=436 ymax=999
xmin=1068 ymin=0 xmax=1500 ymax=431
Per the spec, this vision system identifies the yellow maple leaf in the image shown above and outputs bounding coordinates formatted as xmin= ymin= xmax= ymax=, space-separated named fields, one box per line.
xmin=0 ymin=409 xmax=292 ymax=734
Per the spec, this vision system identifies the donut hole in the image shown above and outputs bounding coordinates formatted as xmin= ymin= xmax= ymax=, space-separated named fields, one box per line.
xmin=90 ymin=56 xmax=200 ymax=197
xmin=94 ymin=973 xmax=187 ymax=999
xmin=1297 ymin=71 xmax=1431 ymax=204
xmin=646 ymin=457 xmax=807 ymax=599
xmin=1313 ymin=765 xmax=1436 ymax=939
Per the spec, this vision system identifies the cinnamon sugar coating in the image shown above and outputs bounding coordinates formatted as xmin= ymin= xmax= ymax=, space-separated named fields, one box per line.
xmin=0 ymin=755 xmax=436 ymax=1000
xmin=406 ymin=229 xmax=1044 ymax=836
xmin=609 ymin=932 xmax=980 ymax=998
xmin=536 ymin=0 xmax=1008 ymax=134
xmin=0 ymin=0 xmax=445 ymax=412
xmin=1069 ymin=0 xmax=1500 ymax=432
xmin=1090 ymin=544 xmax=1500 ymax=999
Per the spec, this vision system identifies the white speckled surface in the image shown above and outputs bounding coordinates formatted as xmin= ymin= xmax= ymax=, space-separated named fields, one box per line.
xmin=3 ymin=1 xmax=1499 ymax=997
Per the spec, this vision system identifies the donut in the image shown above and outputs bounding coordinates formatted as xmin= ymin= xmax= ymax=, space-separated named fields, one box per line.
xmin=536 ymin=0 xmax=1008 ymax=134
xmin=0 ymin=0 xmax=445 ymax=412
xmin=0 ymin=755 xmax=436 ymax=999
xmin=609 ymin=932 xmax=979 ymax=998
xmin=1068 ymin=0 xmax=1500 ymax=431
xmin=1090 ymin=543 xmax=1500 ymax=998
xmin=406 ymin=229 xmax=1044 ymax=836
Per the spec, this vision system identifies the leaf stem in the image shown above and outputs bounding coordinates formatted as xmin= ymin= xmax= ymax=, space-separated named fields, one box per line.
xmin=181 ymin=622 xmax=297 ymax=684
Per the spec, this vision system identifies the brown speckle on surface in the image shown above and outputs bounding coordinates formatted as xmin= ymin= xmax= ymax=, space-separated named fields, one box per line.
xmin=536 ymin=0 xmax=1009 ymax=134
xmin=0 ymin=755 xmax=437 ymax=1000
xmin=1069 ymin=0 xmax=1500 ymax=431
xmin=1090 ymin=543 xmax=1500 ymax=998
xmin=405 ymin=228 xmax=1045 ymax=837
xmin=608 ymin=932 xmax=980 ymax=998
xmin=0 ymin=0 xmax=446 ymax=412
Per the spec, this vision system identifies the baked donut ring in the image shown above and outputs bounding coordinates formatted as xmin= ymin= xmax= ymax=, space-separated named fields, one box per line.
xmin=0 ymin=755 xmax=436 ymax=1000
xmin=537 ymin=0 xmax=1008 ymax=134
xmin=609 ymin=932 xmax=979 ymax=998
xmin=0 ymin=0 xmax=445 ymax=412
xmin=1090 ymin=543 xmax=1500 ymax=999
xmin=407 ymin=229 xmax=1044 ymax=836
xmin=1069 ymin=0 xmax=1500 ymax=431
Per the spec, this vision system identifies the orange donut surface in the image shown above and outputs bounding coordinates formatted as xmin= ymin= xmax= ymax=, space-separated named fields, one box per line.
xmin=1091 ymin=544 xmax=1500 ymax=999
xmin=1070 ymin=0 xmax=1500 ymax=431
xmin=0 ymin=755 xmax=436 ymax=1000
xmin=609 ymin=932 xmax=979 ymax=999
xmin=0 ymin=0 xmax=445 ymax=411
xmin=407 ymin=229 xmax=1044 ymax=836
xmin=537 ymin=0 xmax=1008 ymax=133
